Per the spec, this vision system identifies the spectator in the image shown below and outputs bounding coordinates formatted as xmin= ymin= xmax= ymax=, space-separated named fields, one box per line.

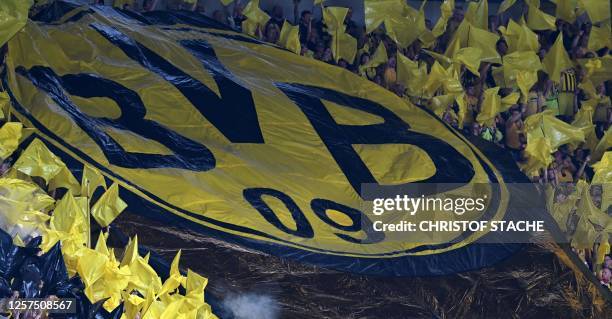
xmin=213 ymin=10 xmax=227 ymax=25
xmin=599 ymin=267 xmax=611 ymax=289
xmin=269 ymin=5 xmax=285 ymax=29
xmin=505 ymin=108 xmax=524 ymax=161
xmin=383 ymin=56 xmax=397 ymax=89
xmin=264 ymin=22 xmax=280 ymax=43
xmin=299 ymin=10 xmax=312 ymax=45
xmin=496 ymin=38 xmax=508 ymax=57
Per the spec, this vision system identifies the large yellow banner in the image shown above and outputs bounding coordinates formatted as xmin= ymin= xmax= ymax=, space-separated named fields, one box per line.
xmin=4 ymin=6 xmax=520 ymax=275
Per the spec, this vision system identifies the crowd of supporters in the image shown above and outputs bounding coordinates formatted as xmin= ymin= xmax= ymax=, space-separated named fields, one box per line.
xmin=99 ymin=0 xmax=611 ymax=290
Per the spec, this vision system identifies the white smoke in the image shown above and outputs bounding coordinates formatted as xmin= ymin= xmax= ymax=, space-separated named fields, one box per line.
xmin=221 ymin=292 xmax=280 ymax=319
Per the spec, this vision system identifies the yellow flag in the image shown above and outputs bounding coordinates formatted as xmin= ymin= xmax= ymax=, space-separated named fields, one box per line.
xmin=82 ymin=280 xmax=107 ymax=307
xmin=0 ymin=0 xmax=32 ymax=47
xmin=516 ymin=71 xmax=538 ymax=103
xmin=75 ymin=195 xmax=91 ymax=247
xmin=423 ymin=49 xmax=452 ymax=68
xmin=38 ymin=227 xmax=67 ymax=254
xmin=186 ymin=269 xmax=208 ymax=300
xmin=121 ymin=235 xmax=139 ymax=267
xmin=91 ymin=183 xmax=127 ymax=227
xmin=578 ymin=56 xmax=612 ymax=86
xmin=579 ymin=80 xmax=597 ymax=99
xmin=602 ymin=184 xmax=611 ymax=212
xmin=432 ymin=0 xmax=454 ymax=37
xmin=127 ymin=256 xmax=162 ymax=296
xmin=94 ymin=232 xmax=110 ymax=257
xmin=498 ymin=0 xmax=517 ymax=13
xmin=578 ymin=0 xmax=610 ymax=23
xmin=517 ymin=18 xmax=540 ymax=51
xmin=446 ymin=18 xmax=469 ymax=51
xmin=51 ymin=195 xmax=88 ymax=262
xmin=428 ymin=94 xmax=456 ymax=118
xmin=122 ymin=291 xmax=145 ymax=319
xmin=419 ymin=30 xmax=437 ymax=49
xmin=5 ymin=210 xmax=50 ymax=231
xmin=83 ymin=261 xmax=130 ymax=311
xmin=453 ymin=47 xmax=483 ymax=76
xmin=0 ymin=91 xmax=9 ymax=119
xmin=422 ymin=62 xmax=463 ymax=97
xmin=98 ymin=261 xmax=131 ymax=312
xmin=577 ymin=182 xmax=610 ymax=229
xmin=444 ymin=30 xmax=463 ymax=60
xmin=552 ymin=0 xmax=577 ymax=23
xmin=523 ymin=133 xmax=553 ymax=175
xmin=396 ymin=54 xmax=426 ymax=97
xmin=142 ymin=300 xmax=164 ymax=319
xmin=592 ymin=127 xmax=611 ymax=161
xmin=13 ymin=138 xmax=65 ymax=184
xmin=572 ymin=215 xmax=597 ymax=249
xmin=467 ymin=24 xmax=501 ymax=63
xmin=77 ymin=248 xmax=109 ymax=287
xmin=525 ymin=110 xmax=585 ymax=151
xmin=423 ymin=62 xmax=447 ymax=97
xmin=542 ymin=33 xmax=573 ymax=84
xmin=278 ymin=21 xmax=301 ymax=55
xmin=476 ymin=87 xmax=515 ymax=125
xmin=476 ymin=0 xmax=489 ymax=30
xmin=160 ymin=299 xmax=185 ymax=319
xmin=243 ymin=0 xmax=270 ymax=27
xmin=51 ymin=192 xmax=87 ymax=237
xmin=502 ymin=19 xmax=540 ymax=53
xmin=81 ymin=165 xmax=107 ymax=199
xmin=591 ymin=152 xmax=612 ymax=184
xmin=12 ymin=234 xmax=25 ymax=247
xmin=455 ymin=93 xmax=467 ymax=129
xmin=241 ymin=19 xmax=259 ymax=37
xmin=571 ymin=105 xmax=598 ymax=150
xmin=365 ymin=42 xmax=388 ymax=68
xmin=502 ymin=92 xmax=520 ymax=106
xmin=588 ymin=25 xmax=611 ymax=52
xmin=385 ymin=14 xmax=425 ymax=48
xmin=331 ymin=31 xmax=357 ymax=63
xmin=464 ymin=0 xmax=488 ymax=30
xmin=527 ymin=4 xmax=557 ymax=31
xmin=48 ymin=166 xmax=81 ymax=196
xmin=549 ymin=184 xmax=578 ymax=232
xmin=502 ymin=51 xmax=542 ymax=85
xmin=0 ymin=122 xmax=22 ymax=160
xmin=364 ymin=0 xmax=413 ymax=33
xmin=596 ymin=234 xmax=610 ymax=265
xmin=0 ymin=178 xmax=54 ymax=213
xmin=159 ymin=250 xmax=186 ymax=297
xmin=384 ymin=0 xmax=426 ymax=48
xmin=323 ymin=7 xmax=348 ymax=34
xmin=442 ymin=69 xmax=464 ymax=95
